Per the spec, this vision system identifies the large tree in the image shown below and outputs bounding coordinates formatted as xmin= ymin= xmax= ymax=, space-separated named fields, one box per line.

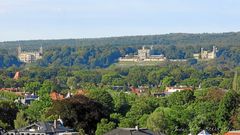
xmin=0 ymin=100 xmax=18 ymax=130
xmin=46 ymin=95 xmax=108 ymax=135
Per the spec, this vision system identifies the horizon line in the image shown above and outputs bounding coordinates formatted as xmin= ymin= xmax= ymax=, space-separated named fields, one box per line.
xmin=1 ymin=31 xmax=239 ymax=43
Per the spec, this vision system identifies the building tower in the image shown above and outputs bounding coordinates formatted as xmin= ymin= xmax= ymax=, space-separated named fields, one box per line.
xmin=39 ymin=46 xmax=43 ymax=55
xmin=200 ymin=48 xmax=204 ymax=59
xmin=212 ymin=46 xmax=217 ymax=58
xmin=150 ymin=45 xmax=154 ymax=55
xmin=17 ymin=45 xmax=21 ymax=55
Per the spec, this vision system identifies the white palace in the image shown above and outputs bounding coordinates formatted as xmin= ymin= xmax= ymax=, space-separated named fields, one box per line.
xmin=17 ymin=46 xmax=43 ymax=63
xmin=119 ymin=46 xmax=167 ymax=62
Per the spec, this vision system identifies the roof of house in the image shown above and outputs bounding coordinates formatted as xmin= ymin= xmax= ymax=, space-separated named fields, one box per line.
xmin=0 ymin=88 xmax=20 ymax=92
xmin=104 ymin=127 xmax=162 ymax=135
xmin=225 ymin=130 xmax=240 ymax=135
xmin=166 ymin=86 xmax=193 ymax=90
xmin=197 ymin=130 xmax=211 ymax=135
xmin=9 ymin=121 xmax=73 ymax=133
xmin=50 ymin=92 xmax=64 ymax=100
xmin=13 ymin=72 xmax=20 ymax=80
xmin=75 ymin=89 xmax=88 ymax=95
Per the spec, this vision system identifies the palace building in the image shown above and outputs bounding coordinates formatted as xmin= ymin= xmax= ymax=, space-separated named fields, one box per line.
xmin=17 ymin=46 xmax=43 ymax=63
xmin=193 ymin=46 xmax=217 ymax=60
xmin=119 ymin=46 xmax=166 ymax=62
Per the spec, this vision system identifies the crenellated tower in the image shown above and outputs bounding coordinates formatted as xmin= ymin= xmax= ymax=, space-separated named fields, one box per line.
xmin=17 ymin=45 xmax=22 ymax=55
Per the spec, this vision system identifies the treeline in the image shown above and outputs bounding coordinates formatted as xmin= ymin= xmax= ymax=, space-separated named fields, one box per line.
xmin=0 ymin=65 xmax=240 ymax=134
xmin=1 ymin=32 xmax=240 ymax=68
xmin=0 ymin=64 xmax=239 ymax=93
xmin=36 ymin=45 xmax=240 ymax=68
xmin=1 ymin=32 xmax=240 ymax=51
xmin=0 ymin=49 xmax=22 ymax=69
xmin=0 ymin=45 xmax=240 ymax=69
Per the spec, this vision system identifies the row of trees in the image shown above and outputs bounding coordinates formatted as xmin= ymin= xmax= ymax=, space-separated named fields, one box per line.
xmin=0 ymin=64 xmax=237 ymax=92
xmin=0 ymin=65 xmax=240 ymax=134
xmin=3 ymin=87 xmax=239 ymax=135
xmin=1 ymin=42 xmax=240 ymax=69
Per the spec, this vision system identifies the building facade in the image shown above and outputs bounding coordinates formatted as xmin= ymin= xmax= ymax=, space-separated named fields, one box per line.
xmin=6 ymin=120 xmax=78 ymax=135
xmin=193 ymin=46 xmax=217 ymax=60
xmin=119 ymin=46 xmax=166 ymax=62
xmin=17 ymin=46 xmax=43 ymax=63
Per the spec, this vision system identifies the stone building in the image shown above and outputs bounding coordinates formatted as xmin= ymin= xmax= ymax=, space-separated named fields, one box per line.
xmin=17 ymin=46 xmax=43 ymax=63
xmin=119 ymin=46 xmax=166 ymax=62
xmin=193 ymin=46 xmax=217 ymax=60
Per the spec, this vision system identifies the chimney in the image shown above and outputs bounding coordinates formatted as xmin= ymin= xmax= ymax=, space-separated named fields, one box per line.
xmin=135 ymin=125 xmax=139 ymax=131
xmin=54 ymin=120 xmax=57 ymax=129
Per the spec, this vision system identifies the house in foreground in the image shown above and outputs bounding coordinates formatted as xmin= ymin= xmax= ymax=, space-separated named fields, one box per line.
xmin=5 ymin=121 xmax=79 ymax=135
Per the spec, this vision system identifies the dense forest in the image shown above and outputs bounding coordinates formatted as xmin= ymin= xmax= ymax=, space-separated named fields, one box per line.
xmin=0 ymin=64 xmax=240 ymax=134
xmin=1 ymin=32 xmax=240 ymax=50
xmin=0 ymin=32 xmax=240 ymax=68
xmin=0 ymin=32 xmax=240 ymax=134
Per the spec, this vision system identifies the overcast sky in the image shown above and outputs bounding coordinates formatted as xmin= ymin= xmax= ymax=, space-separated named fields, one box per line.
xmin=0 ymin=0 xmax=240 ymax=41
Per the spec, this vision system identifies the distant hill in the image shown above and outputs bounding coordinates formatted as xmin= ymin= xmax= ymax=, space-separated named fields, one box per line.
xmin=0 ymin=32 xmax=240 ymax=68
xmin=1 ymin=32 xmax=240 ymax=52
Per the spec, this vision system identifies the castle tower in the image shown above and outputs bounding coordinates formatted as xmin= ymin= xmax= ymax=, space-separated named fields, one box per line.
xmin=150 ymin=45 xmax=154 ymax=55
xmin=17 ymin=45 xmax=21 ymax=55
xmin=150 ymin=45 xmax=153 ymax=50
xmin=39 ymin=46 xmax=43 ymax=54
xmin=200 ymin=48 xmax=204 ymax=59
xmin=212 ymin=46 xmax=217 ymax=58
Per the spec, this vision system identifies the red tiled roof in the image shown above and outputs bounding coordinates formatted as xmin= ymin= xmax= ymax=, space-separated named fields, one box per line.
xmin=0 ymin=88 xmax=20 ymax=92
xmin=75 ymin=89 xmax=88 ymax=95
xmin=13 ymin=72 xmax=20 ymax=80
xmin=50 ymin=92 xmax=64 ymax=100
xmin=225 ymin=131 xmax=240 ymax=135
xmin=165 ymin=86 xmax=193 ymax=91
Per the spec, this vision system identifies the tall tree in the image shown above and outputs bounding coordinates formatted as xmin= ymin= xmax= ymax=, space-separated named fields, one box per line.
xmin=233 ymin=71 xmax=239 ymax=91
xmin=14 ymin=111 xmax=29 ymax=129
xmin=216 ymin=90 xmax=240 ymax=132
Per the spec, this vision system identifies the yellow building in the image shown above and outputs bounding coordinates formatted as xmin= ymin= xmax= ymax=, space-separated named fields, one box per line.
xmin=17 ymin=46 xmax=43 ymax=63
xmin=193 ymin=46 xmax=217 ymax=60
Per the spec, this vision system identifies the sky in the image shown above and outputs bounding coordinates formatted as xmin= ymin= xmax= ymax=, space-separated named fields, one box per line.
xmin=0 ymin=0 xmax=240 ymax=41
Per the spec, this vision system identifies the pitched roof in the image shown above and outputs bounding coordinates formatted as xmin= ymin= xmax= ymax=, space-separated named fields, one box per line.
xmin=50 ymin=92 xmax=64 ymax=100
xmin=225 ymin=130 xmax=240 ymax=135
xmin=198 ymin=130 xmax=211 ymax=135
xmin=13 ymin=72 xmax=20 ymax=80
xmin=10 ymin=121 xmax=73 ymax=133
xmin=104 ymin=128 xmax=162 ymax=135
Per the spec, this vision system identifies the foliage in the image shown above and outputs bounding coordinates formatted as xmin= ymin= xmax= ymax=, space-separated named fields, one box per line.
xmin=167 ymin=90 xmax=195 ymax=107
xmin=0 ymin=91 xmax=20 ymax=101
xmin=87 ymin=89 xmax=114 ymax=113
xmin=95 ymin=119 xmax=116 ymax=135
xmin=46 ymin=95 xmax=108 ymax=135
xmin=147 ymin=107 xmax=177 ymax=135
xmin=0 ymin=100 xmax=18 ymax=130
xmin=14 ymin=111 xmax=29 ymax=129
xmin=24 ymin=82 xmax=41 ymax=94
xmin=216 ymin=90 xmax=240 ymax=132
xmin=25 ymin=81 xmax=53 ymax=121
